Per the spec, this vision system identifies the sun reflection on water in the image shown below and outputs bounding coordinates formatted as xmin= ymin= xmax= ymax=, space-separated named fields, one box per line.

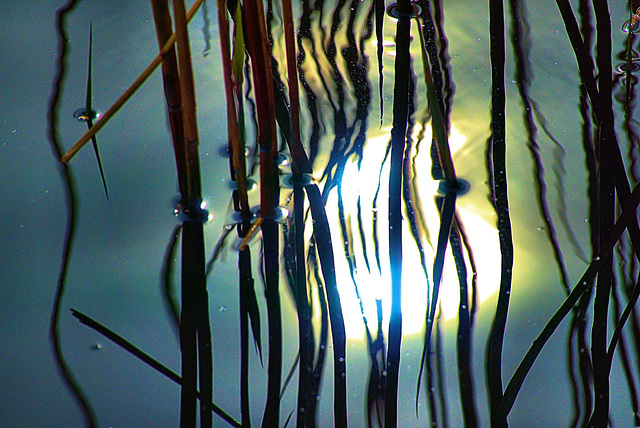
xmin=326 ymin=124 xmax=501 ymax=339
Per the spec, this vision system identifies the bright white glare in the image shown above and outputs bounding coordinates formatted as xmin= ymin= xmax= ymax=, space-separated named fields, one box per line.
xmin=325 ymin=123 xmax=500 ymax=339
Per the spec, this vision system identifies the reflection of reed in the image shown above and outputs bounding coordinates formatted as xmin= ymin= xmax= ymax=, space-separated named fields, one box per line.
xmin=48 ymin=0 xmax=640 ymax=426
xmin=47 ymin=2 xmax=97 ymax=427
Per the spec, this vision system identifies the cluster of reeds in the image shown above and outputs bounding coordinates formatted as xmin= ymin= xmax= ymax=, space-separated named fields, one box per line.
xmin=46 ymin=0 xmax=640 ymax=426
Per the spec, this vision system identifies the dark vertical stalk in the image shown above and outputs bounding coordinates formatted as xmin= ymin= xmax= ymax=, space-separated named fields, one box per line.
xmin=306 ymin=185 xmax=348 ymax=426
xmin=272 ymin=75 xmax=348 ymax=426
xmin=385 ymin=2 xmax=412 ymax=426
xmin=280 ymin=0 xmax=315 ymax=420
xmin=486 ymin=0 xmax=513 ymax=425
xmin=376 ymin=0 xmax=385 ymax=125
xmin=239 ymin=238 xmax=254 ymax=427
xmin=181 ymin=221 xmax=210 ymax=428
xmin=151 ymin=1 xmax=211 ymax=426
xmin=243 ymin=0 xmax=282 ymax=425
xmin=434 ymin=309 xmax=448 ymax=428
xmin=590 ymin=1 xmax=614 ymax=425
xmin=294 ymin=186 xmax=313 ymax=427
xmin=608 ymin=278 xmax=640 ymax=421
xmin=576 ymin=2 xmax=596 ymax=423
xmin=451 ymin=219 xmax=478 ymax=427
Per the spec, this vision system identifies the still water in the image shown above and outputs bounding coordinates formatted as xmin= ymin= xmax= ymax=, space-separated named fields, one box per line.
xmin=1 ymin=0 xmax=639 ymax=426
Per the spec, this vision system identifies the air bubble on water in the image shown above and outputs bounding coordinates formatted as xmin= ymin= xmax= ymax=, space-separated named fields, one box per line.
xmin=615 ymin=61 xmax=640 ymax=73
xmin=386 ymin=2 xmax=422 ymax=19
xmin=219 ymin=145 xmax=252 ymax=158
xmin=73 ymin=108 xmax=101 ymax=122
xmin=227 ymin=210 xmax=256 ymax=226
xmin=249 ymin=205 xmax=290 ymax=223
xmin=280 ymin=173 xmax=314 ymax=188
xmin=226 ymin=177 xmax=258 ymax=192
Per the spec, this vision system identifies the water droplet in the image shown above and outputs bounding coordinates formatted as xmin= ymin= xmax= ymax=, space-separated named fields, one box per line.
xmin=341 ymin=372 xmax=346 ymax=377
xmin=339 ymin=357 xmax=345 ymax=363
xmin=382 ymin=370 xmax=387 ymax=376
xmin=299 ymin=407 xmax=305 ymax=413
xmin=277 ymin=152 xmax=292 ymax=168
xmin=92 ymin=343 xmax=102 ymax=351
xmin=173 ymin=199 xmax=212 ymax=223
xmin=218 ymin=305 xmax=227 ymax=312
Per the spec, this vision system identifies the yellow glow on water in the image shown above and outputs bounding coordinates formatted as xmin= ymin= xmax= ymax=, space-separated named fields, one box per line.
xmin=325 ymin=124 xmax=501 ymax=339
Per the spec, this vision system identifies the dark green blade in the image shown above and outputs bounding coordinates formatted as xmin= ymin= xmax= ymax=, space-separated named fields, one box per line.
xmin=85 ymin=21 xmax=109 ymax=199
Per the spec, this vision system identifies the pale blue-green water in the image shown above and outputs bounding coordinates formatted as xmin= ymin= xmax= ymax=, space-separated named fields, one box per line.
xmin=1 ymin=0 xmax=639 ymax=426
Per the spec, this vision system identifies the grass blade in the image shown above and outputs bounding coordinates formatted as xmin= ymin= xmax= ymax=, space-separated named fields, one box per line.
xmin=70 ymin=309 xmax=241 ymax=428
